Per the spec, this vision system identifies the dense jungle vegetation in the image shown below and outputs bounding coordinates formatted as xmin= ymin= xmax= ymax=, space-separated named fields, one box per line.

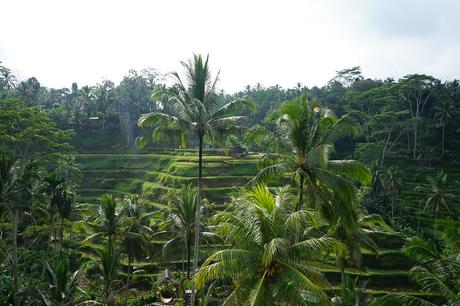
xmin=0 ymin=56 xmax=459 ymax=306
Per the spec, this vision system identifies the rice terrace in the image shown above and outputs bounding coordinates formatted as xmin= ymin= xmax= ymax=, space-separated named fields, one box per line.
xmin=1 ymin=1 xmax=459 ymax=305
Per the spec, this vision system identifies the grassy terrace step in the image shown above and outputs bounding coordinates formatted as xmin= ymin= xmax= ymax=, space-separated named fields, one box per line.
xmin=146 ymin=171 xmax=253 ymax=188
xmin=307 ymin=262 xmax=416 ymax=290
xmin=79 ymin=188 xmax=130 ymax=197
xmin=82 ymin=169 xmax=148 ymax=179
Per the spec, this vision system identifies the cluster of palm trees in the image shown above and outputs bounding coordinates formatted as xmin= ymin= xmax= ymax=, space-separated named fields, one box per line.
xmin=137 ymin=54 xmax=381 ymax=305
xmin=2 ymin=53 xmax=458 ymax=305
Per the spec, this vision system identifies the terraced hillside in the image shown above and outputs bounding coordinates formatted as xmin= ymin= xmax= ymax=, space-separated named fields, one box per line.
xmin=76 ymin=150 xmax=262 ymax=205
xmin=389 ymin=160 xmax=460 ymax=235
xmin=75 ymin=150 xmax=444 ymax=299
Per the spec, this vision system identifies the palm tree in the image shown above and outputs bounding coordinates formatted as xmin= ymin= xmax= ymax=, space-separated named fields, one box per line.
xmin=247 ymin=94 xmax=370 ymax=224
xmin=94 ymin=242 xmax=121 ymax=305
xmin=44 ymin=172 xmax=66 ymax=252
xmin=160 ymin=184 xmax=197 ymax=278
xmin=45 ymin=173 xmax=76 ymax=254
xmin=194 ymin=184 xmax=344 ymax=305
xmin=39 ymin=259 xmax=81 ymax=306
xmin=120 ymin=195 xmax=154 ymax=305
xmin=373 ymin=221 xmax=460 ymax=306
xmin=85 ymin=194 xmax=124 ymax=248
xmin=0 ymin=154 xmax=40 ymax=306
xmin=381 ymin=167 xmax=403 ymax=226
xmin=55 ymin=184 xmax=75 ymax=255
xmin=138 ymin=54 xmax=255 ymax=302
xmin=415 ymin=171 xmax=456 ymax=236
xmin=433 ymin=99 xmax=456 ymax=156
xmin=158 ymin=184 xmax=218 ymax=279
xmin=0 ymin=62 xmax=17 ymax=91
xmin=328 ymin=215 xmax=378 ymax=297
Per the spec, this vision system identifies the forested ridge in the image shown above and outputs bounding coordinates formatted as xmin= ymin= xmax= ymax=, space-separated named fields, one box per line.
xmin=0 ymin=57 xmax=459 ymax=305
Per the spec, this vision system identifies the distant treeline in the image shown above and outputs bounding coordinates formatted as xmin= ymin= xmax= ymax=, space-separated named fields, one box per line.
xmin=1 ymin=63 xmax=459 ymax=163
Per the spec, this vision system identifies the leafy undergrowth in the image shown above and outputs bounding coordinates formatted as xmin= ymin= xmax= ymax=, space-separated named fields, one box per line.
xmin=74 ymin=151 xmax=434 ymax=297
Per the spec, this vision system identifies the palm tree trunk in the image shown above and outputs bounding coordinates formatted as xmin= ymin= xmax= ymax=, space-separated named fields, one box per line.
xmin=417 ymin=210 xmax=421 ymax=233
xmin=125 ymin=254 xmax=131 ymax=306
xmin=295 ymin=173 xmax=304 ymax=211
xmin=391 ymin=197 xmax=394 ymax=227
xmin=441 ymin=125 xmax=445 ymax=155
xmin=413 ymin=125 xmax=418 ymax=160
xmin=187 ymin=232 xmax=192 ymax=278
xmin=338 ymin=255 xmax=346 ymax=298
xmin=433 ymin=211 xmax=438 ymax=238
xmin=12 ymin=208 xmax=19 ymax=306
xmin=191 ymin=132 xmax=204 ymax=306
xmin=59 ymin=216 xmax=65 ymax=256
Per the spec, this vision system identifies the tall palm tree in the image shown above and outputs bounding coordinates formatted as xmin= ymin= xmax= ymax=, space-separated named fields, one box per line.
xmin=138 ymin=54 xmax=255 ymax=302
xmin=55 ymin=184 xmax=75 ymax=255
xmin=328 ymin=215 xmax=378 ymax=297
xmin=94 ymin=242 xmax=121 ymax=305
xmin=247 ymin=94 xmax=370 ymax=224
xmin=120 ymin=195 xmax=154 ymax=305
xmin=45 ymin=172 xmax=76 ymax=254
xmin=44 ymin=172 xmax=65 ymax=252
xmin=160 ymin=184 xmax=198 ymax=278
xmin=158 ymin=184 xmax=218 ymax=279
xmin=0 ymin=62 xmax=17 ymax=91
xmin=0 ymin=154 xmax=40 ymax=306
xmin=85 ymin=194 xmax=124 ymax=248
xmin=433 ymin=99 xmax=456 ymax=155
xmin=382 ymin=167 xmax=403 ymax=226
xmin=415 ymin=171 xmax=456 ymax=236
xmin=195 ymin=184 xmax=344 ymax=305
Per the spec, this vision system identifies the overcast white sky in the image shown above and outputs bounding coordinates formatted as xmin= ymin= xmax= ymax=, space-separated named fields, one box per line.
xmin=1 ymin=0 xmax=459 ymax=93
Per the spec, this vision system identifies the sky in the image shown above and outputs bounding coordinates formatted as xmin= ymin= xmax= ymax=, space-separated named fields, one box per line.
xmin=1 ymin=0 xmax=459 ymax=93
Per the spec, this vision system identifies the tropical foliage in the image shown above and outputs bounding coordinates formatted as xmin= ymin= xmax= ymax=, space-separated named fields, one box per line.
xmin=195 ymin=185 xmax=343 ymax=305
xmin=0 ymin=56 xmax=459 ymax=306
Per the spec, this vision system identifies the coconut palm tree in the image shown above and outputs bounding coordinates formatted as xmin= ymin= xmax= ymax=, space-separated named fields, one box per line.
xmin=195 ymin=184 xmax=344 ymax=305
xmin=328 ymin=214 xmax=378 ymax=297
xmin=382 ymin=167 xmax=403 ymax=226
xmin=373 ymin=220 xmax=460 ymax=306
xmin=120 ymin=195 xmax=154 ymax=305
xmin=54 ymin=184 xmax=75 ymax=255
xmin=39 ymin=259 xmax=81 ymax=306
xmin=158 ymin=185 xmax=218 ymax=278
xmin=45 ymin=172 xmax=76 ymax=254
xmin=44 ymin=172 xmax=66 ymax=251
xmin=94 ymin=242 xmax=121 ymax=305
xmin=160 ymin=184 xmax=198 ymax=279
xmin=138 ymin=54 xmax=255 ymax=303
xmin=415 ymin=171 xmax=456 ymax=236
xmin=247 ymin=94 xmax=370 ymax=226
xmin=0 ymin=62 xmax=17 ymax=91
xmin=433 ymin=95 xmax=456 ymax=155
xmin=0 ymin=154 xmax=40 ymax=306
xmin=85 ymin=194 xmax=124 ymax=248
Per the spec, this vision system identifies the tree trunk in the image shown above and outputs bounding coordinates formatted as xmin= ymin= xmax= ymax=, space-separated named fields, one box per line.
xmin=60 ymin=216 xmax=65 ymax=256
xmin=125 ymin=112 xmax=134 ymax=149
xmin=391 ymin=197 xmax=395 ymax=227
xmin=187 ymin=232 xmax=192 ymax=278
xmin=125 ymin=254 xmax=131 ymax=306
xmin=441 ymin=125 xmax=445 ymax=155
xmin=191 ymin=133 xmax=204 ymax=306
xmin=413 ymin=125 xmax=418 ymax=160
xmin=296 ymin=173 xmax=304 ymax=211
xmin=433 ymin=211 xmax=438 ymax=238
xmin=338 ymin=255 xmax=346 ymax=299
xmin=12 ymin=209 xmax=19 ymax=306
